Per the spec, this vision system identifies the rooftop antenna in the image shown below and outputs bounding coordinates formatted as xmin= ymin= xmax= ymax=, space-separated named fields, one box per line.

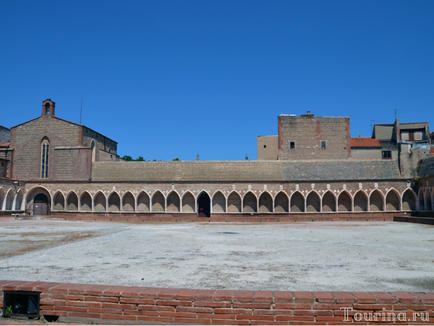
xmin=394 ymin=109 xmax=401 ymax=120
xmin=80 ymin=94 xmax=83 ymax=124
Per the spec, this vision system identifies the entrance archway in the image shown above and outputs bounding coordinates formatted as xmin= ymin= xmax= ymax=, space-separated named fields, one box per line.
xmin=34 ymin=193 xmax=49 ymax=215
xmin=197 ymin=192 xmax=210 ymax=217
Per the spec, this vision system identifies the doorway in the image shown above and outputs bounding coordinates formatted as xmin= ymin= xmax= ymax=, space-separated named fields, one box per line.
xmin=34 ymin=193 xmax=49 ymax=215
xmin=197 ymin=192 xmax=210 ymax=217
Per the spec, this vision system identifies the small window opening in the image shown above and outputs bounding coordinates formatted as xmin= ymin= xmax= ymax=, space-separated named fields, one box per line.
xmin=321 ymin=141 xmax=326 ymax=149
xmin=3 ymin=291 xmax=40 ymax=318
xmin=290 ymin=142 xmax=295 ymax=149
xmin=41 ymin=139 xmax=49 ymax=178
xmin=263 ymin=145 xmax=266 ymax=148
xmin=382 ymin=151 xmax=392 ymax=159
xmin=45 ymin=103 xmax=50 ymax=115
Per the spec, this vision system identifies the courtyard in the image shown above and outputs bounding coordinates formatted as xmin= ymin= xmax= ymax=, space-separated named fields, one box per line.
xmin=0 ymin=219 xmax=433 ymax=291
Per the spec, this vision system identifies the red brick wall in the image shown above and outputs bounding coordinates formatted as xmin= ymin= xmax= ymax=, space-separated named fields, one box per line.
xmin=1 ymin=281 xmax=433 ymax=325
xmin=278 ymin=114 xmax=351 ymax=160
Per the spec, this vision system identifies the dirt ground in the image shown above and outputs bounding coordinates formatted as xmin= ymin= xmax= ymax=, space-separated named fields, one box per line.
xmin=0 ymin=219 xmax=433 ymax=291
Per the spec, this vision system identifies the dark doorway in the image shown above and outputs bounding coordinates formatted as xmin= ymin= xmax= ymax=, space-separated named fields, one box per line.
xmin=34 ymin=193 xmax=49 ymax=215
xmin=197 ymin=192 xmax=211 ymax=217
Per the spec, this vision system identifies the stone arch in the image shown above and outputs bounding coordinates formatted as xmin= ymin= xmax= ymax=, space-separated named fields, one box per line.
xmin=322 ymin=191 xmax=336 ymax=212
xmin=227 ymin=191 xmax=241 ymax=213
xmin=402 ymin=189 xmax=416 ymax=211
xmin=80 ymin=191 xmax=92 ymax=211
xmin=418 ymin=188 xmax=425 ymax=211
xmin=425 ymin=188 xmax=433 ymax=211
xmin=338 ymin=190 xmax=352 ymax=212
xmin=290 ymin=191 xmax=305 ymax=212
xmin=306 ymin=191 xmax=320 ymax=212
xmin=151 ymin=190 xmax=165 ymax=212
xmin=0 ymin=188 xmax=5 ymax=210
xmin=137 ymin=191 xmax=150 ymax=212
xmin=212 ymin=191 xmax=226 ymax=213
xmin=369 ymin=190 xmax=384 ymax=211
xmin=354 ymin=190 xmax=368 ymax=211
xmin=14 ymin=189 xmax=24 ymax=210
xmin=386 ymin=188 xmax=401 ymax=211
xmin=53 ymin=191 xmax=65 ymax=211
xmin=93 ymin=191 xmax=106 ymax=212
xmin=66 ymin=191 xmax=79 ymax=211
xmin=182 ymin=191 xmax=195 ymax=213
xmin=167 ymin=191 xmax=181 ymax=212
xmin=243 ymin=191 xmax=257 ymax=213
xmin=197 ymin=191 xmax=211 ymax=217
xmin=258 ymin=191 xmax=273 ymax=213
xmin=108 ymin=191 xmax=121 ymax=212
xmin=5 ymin=188 xmax=14 ymax=210
xmin=122 ymin=191 xmax=135 ymax=212
xmin=274 ymin=191 xmax=289 ymax=213
xmin=25 ymin=186 xmax=51 ymax=215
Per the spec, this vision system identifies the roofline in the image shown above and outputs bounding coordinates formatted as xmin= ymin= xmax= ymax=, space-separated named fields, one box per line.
xmin=0 ymin=125 xmax=10 ymax=130
xmin=11 ymin=115 xmax=117 ymax=144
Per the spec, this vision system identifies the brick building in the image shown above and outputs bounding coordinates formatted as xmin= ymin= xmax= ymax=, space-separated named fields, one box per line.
xmin=0 ymin=99 xmax=433 ymax=217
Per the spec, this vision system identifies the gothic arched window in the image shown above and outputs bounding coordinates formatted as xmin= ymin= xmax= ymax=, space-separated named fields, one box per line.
xmin=41 ymin=138 xmax=50 ymax=178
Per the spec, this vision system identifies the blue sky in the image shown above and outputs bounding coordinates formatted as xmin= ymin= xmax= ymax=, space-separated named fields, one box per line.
xmin=1 ymin=0 xmax=433 ymax=161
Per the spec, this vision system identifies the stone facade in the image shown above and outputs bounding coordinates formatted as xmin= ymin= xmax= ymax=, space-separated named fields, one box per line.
xmin=0 ymin=99 xmax=432 ymax=217
xmin=9 ymin=99 xmax=118 ymax=181
xmin=278 ymin=112 xmax=351 ymax=160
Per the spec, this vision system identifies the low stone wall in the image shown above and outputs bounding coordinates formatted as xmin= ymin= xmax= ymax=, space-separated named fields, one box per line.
xmin=1 ymin=281 xmax=433 ymax=325
xmin=48 ymin=211 xmax=397 ymax=223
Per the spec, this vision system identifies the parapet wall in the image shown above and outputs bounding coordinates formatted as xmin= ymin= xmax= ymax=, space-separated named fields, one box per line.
xmin=47 ymin=211 xmax=397 ymax=223
xmin=1 ymin=281 xmax=433 ymax=325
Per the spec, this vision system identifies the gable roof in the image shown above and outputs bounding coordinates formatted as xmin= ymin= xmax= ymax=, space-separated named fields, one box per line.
xmin=11 ymin=115 xmax=117 ymax=144
xmin=350 ymin=137 xmax=381 ymax=148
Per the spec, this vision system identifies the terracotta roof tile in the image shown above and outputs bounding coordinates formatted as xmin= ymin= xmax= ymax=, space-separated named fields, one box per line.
xmin=0 ymin=142 xmax=10 ymax=147
xmin=350 ymin=137 xmax=381 ymax=148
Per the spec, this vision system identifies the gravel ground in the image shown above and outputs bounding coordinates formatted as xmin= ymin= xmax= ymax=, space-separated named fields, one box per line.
xmin=0 ymin=220 xmax=433 ymax=291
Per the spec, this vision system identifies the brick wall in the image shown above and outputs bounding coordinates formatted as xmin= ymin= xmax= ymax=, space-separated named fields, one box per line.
xmin=11 ymin=115 xmax=82 ymax=180
xmin=278 ymin=114 xmax=351 ymax=160
xmin=1 ymin=281 xmax=433 ymax=325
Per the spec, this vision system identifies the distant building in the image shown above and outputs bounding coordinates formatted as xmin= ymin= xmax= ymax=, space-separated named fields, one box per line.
xmin=0 ymin=125 xmax=10 ymax=145
xmin=277 ymin=112 xmax=351 ymax=160
xmin=257 ymin=135 xmax=278 ymax=160
xmin=0 ymin=100 xmax=432 ymax=216
xmin=350 ymin=137 xmax=382 ymax=159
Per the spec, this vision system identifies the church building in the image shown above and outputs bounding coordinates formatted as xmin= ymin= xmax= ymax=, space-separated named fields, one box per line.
xmin=0 ymin=99 xmax=432 ymax=220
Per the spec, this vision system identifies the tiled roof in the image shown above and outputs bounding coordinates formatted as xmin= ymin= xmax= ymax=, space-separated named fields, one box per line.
xmin=91 ymin=160 xmax=401 ymax=182
xmin=0 ymin=142 xmax=10 ymax=147
xmin=350 ymin=137 xmax=381 ymax=148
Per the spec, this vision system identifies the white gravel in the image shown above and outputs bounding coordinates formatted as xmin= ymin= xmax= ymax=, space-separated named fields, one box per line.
xmin=1 ymin=220 xmax=433 ymax=291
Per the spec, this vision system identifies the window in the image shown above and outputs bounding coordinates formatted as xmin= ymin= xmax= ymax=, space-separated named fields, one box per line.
xmin=321 ymin=141 xmax=326 ymax=149
xmin=45 ymin=103 xmax=50 ymax=115
xmin=290 ymin=142 xmax=295 ymax=149
xmin=41 ymin=138 xmax=49 ymax=178
xmin=263 ymin=145 xmax=266 ymax=148
xmin=382 ymin=151 xmax=392 ymax=159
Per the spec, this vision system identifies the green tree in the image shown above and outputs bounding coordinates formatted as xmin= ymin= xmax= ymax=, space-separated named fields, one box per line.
xmin=122 ymin=155 xmax=132 ymax=161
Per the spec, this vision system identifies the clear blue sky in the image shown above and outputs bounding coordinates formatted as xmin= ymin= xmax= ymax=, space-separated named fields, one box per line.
xmin=1 ymin=0 xmax=433 ymax=161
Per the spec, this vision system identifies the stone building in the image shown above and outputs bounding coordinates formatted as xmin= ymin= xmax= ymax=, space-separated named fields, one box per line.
xmin=0 ymin=99 xmax=433 ymax=218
